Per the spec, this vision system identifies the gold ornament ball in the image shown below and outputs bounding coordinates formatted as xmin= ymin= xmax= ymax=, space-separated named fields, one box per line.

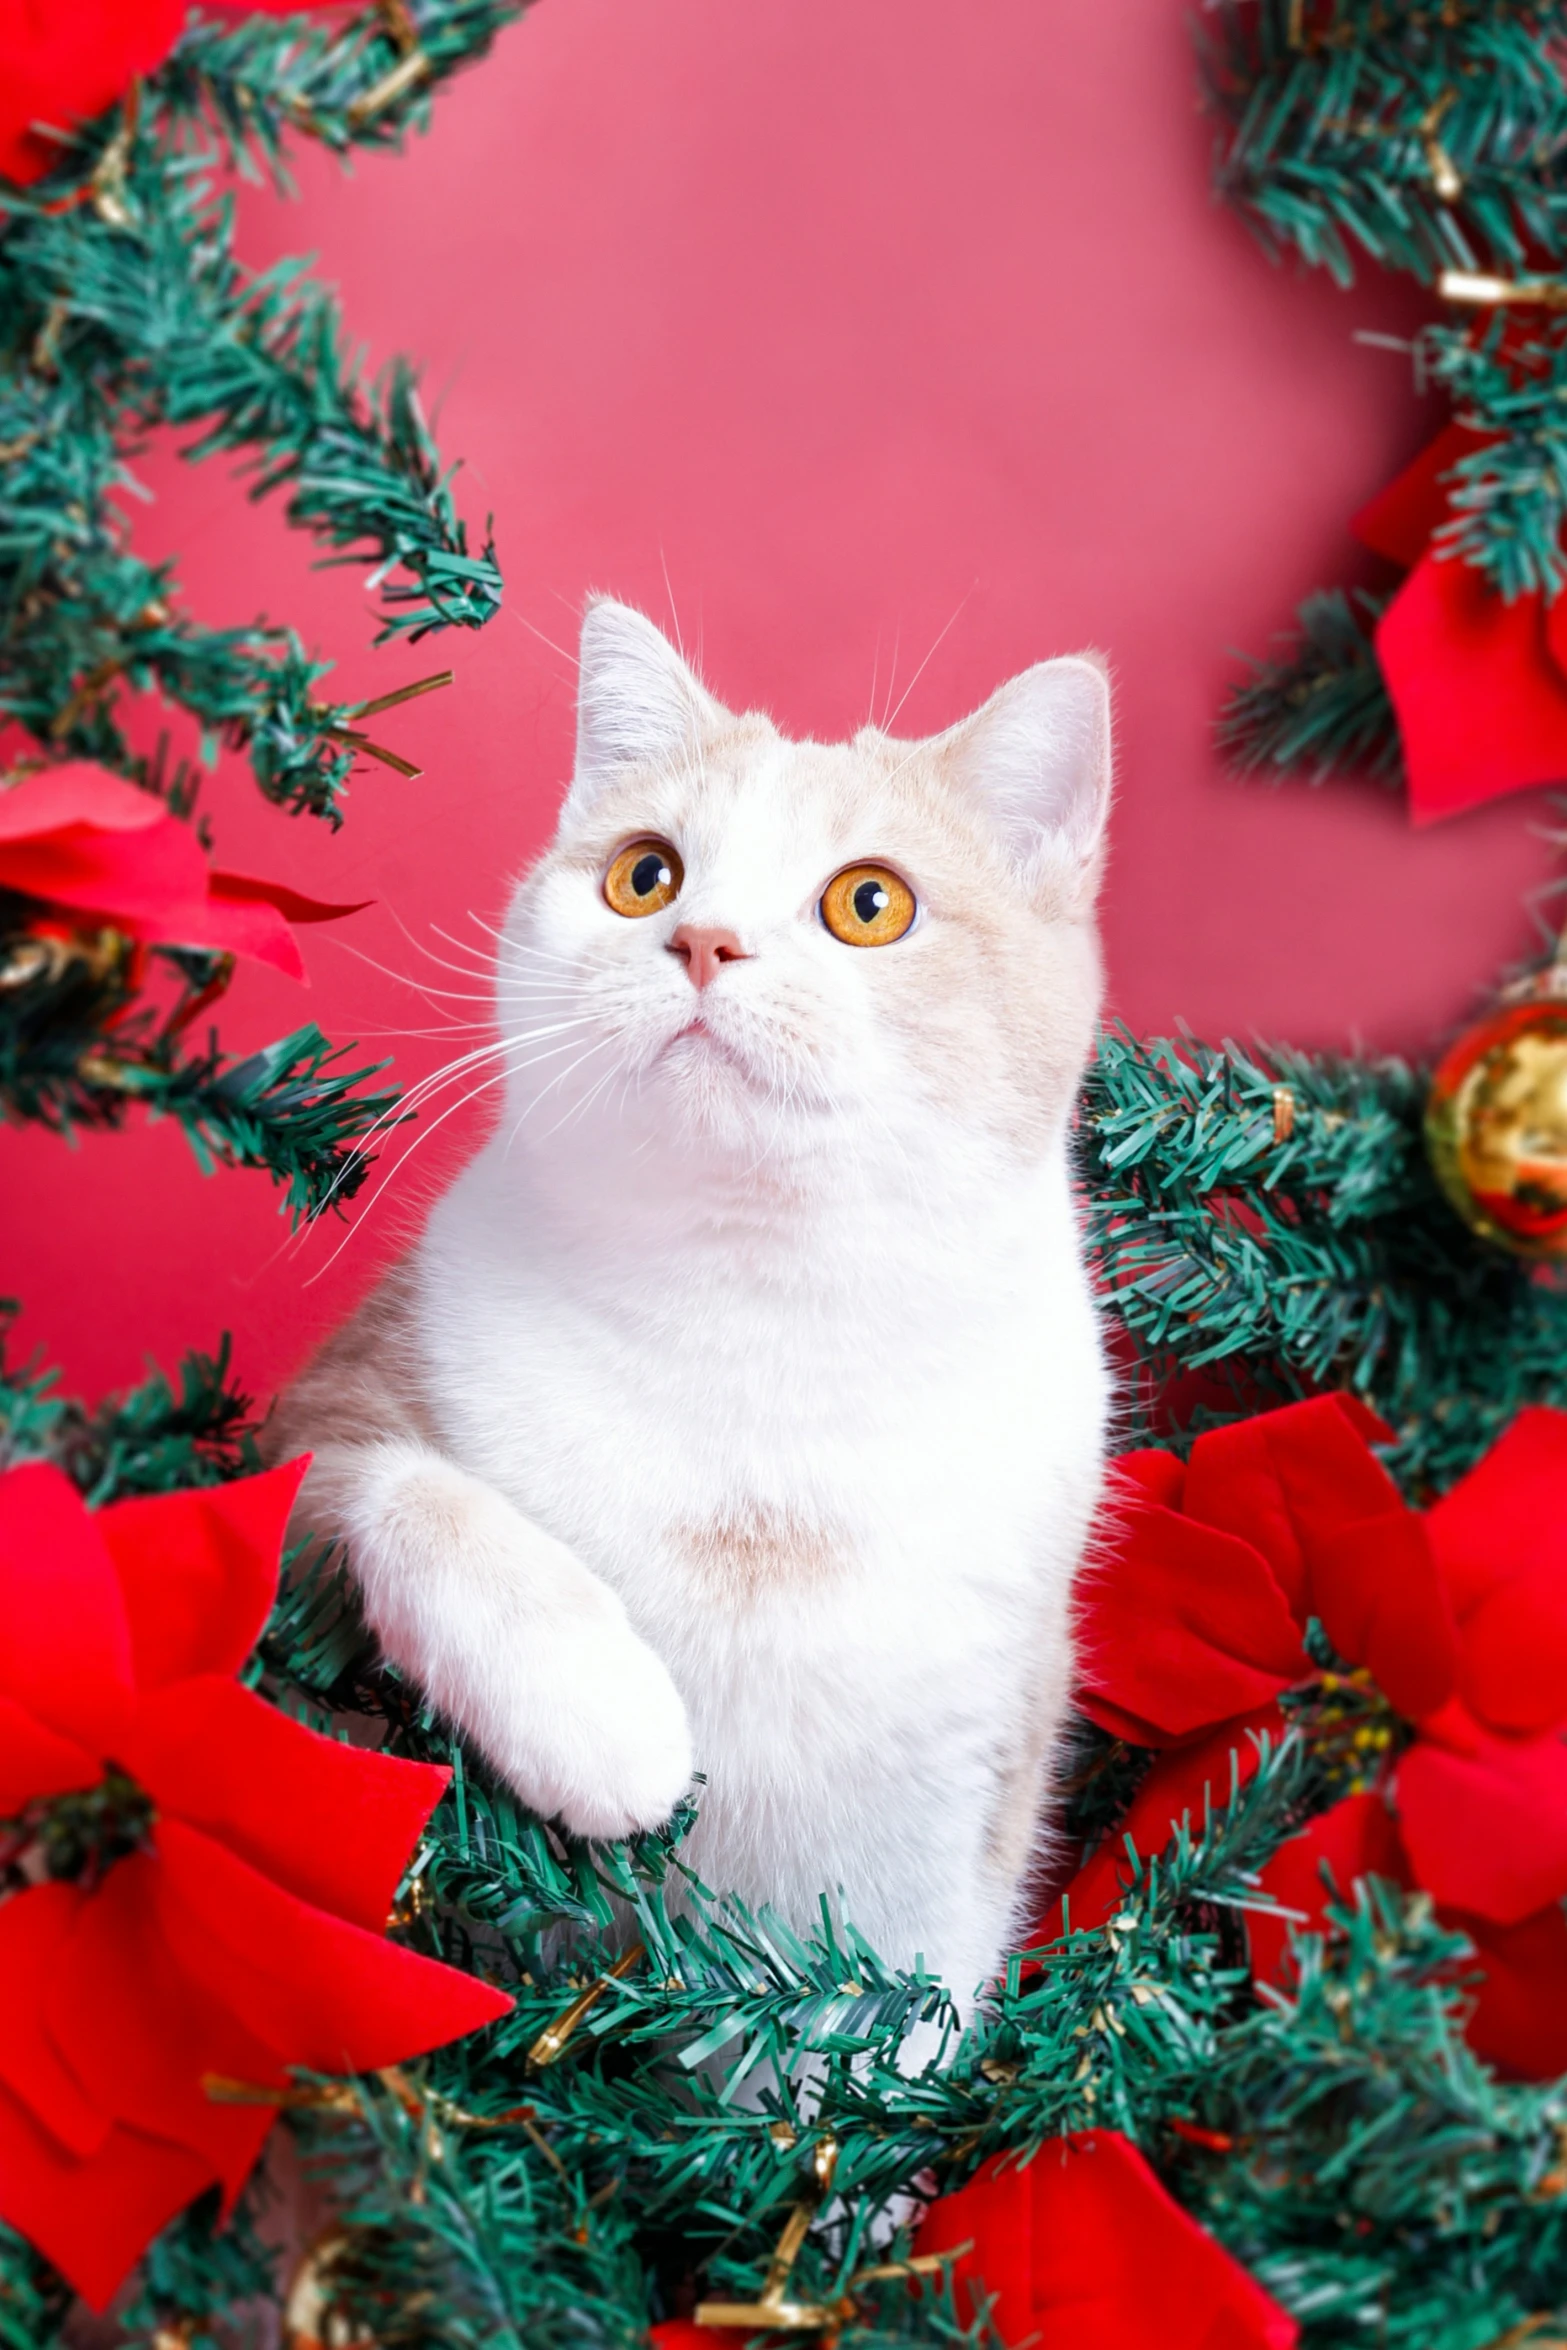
xmin=1425 ymin=979 xmax=1567 ymax=1258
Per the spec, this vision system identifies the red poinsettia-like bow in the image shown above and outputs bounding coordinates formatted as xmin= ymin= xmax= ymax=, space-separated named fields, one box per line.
xmin=1061 ymin=1397 xmax=1567 ymax=2078
xmin=1357 ymin=421 xmax=1567 ymax=822
xmin=0 ymin=1 xmax=326 ymax=187
xmin=0 ymin=1456 xmax=510 ymax=2309
xmin=649 ymin=2131 xmax=1296 ymax=2350
xmin=0 ymin=765 xmax=365 ymax=981
xmin=913 ymin=2133 xmax=1296 ymax=2350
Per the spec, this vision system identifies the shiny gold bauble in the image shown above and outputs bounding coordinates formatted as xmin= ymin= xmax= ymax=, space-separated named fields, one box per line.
xmin=1425 ymin=972 xmax=1567 ymax=1257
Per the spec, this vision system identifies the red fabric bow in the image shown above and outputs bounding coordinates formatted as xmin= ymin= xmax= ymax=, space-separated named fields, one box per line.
xmin=1058 ymin=1398 xmax=1567 ymax=2077
xmin=1355 ymin=421 xmax=1567 ymax=822
xmin=0 ymin=766 xmax=366 ymax=981
xmin=649 ymin=2137 xmax=1297 ymax=2350
xmin=0 ymin=0 xmax=182 ymax=184
xmin=912 ymin=2135 xmax=1297 ymax=2350
xmin=0 ymin=1 xmax=329 ymax=185
xmin=0 ymin=1457 xmax=510 ymax=2308
xmin=1242 ymin=1788 xmax=1567 ymax=2080
xmin=1072 ymin=1393 xmax=1456 ymax=1761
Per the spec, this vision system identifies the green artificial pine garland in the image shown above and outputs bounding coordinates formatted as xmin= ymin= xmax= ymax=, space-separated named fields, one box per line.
xmin=1202 ymin=0 xmax=1567 ymax=291
xmin=0 ymin=10 xmax=514 ymax=809
xmin=0 ymin=923 xmax=405 ymax=1218
xmin=0 ymin=0 xmax=526 ymax=1215
xmin=1218 ymin=589 xmax=1398 ymax=785
xmin=1201 ymin=0 xmax=1567 ymax=784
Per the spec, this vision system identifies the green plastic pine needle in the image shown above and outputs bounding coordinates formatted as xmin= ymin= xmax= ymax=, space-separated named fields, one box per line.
xmin=1219 ymin=588 xmax=1402 ymax=783
xmin=1200 ymin=1 xmax=1567 ymax=291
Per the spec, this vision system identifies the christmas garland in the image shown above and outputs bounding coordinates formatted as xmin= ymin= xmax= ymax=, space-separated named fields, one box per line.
xmin=0 ymin=0 xmax=523 ymax=1213
xmin=3 ymin=7 xmax=1567 ymax=2350
xmin=1208 ymin=0 xmax=1567 ymax=821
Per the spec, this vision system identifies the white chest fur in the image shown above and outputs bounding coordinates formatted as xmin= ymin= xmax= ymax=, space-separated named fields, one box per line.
xmin=413 ymin=1125 xmax=1107 ymax=1981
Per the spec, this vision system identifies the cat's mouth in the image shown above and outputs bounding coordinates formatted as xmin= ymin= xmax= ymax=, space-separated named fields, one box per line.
xmin=662 ymin=1016 xmax=752 ymax=1079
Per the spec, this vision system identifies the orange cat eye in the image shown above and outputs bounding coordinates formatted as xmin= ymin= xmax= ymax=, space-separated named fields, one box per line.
xmin=819 ymin=863 xmax=916 ymax=947
xmin=604 ymin=838 xmax=684 ymax=918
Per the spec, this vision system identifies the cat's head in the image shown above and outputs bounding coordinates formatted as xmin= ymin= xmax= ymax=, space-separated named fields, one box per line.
xmin=500 ymin=598 xmax=1110 ymax=1185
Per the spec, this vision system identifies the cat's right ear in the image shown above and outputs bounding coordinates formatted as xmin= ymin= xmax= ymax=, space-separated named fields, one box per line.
xmin=564 ymin=599 xmax=720 ymax=823
xmin=940 ymin=654 xmax=1113 ymax=892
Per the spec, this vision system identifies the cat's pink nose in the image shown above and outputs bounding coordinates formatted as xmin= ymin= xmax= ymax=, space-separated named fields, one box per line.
xmin=667 ymin=923 xmax=749 ymax=990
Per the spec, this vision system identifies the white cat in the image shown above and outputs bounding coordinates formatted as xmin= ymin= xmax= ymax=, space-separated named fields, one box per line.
xmin=272 ymin=599 xmax=1112 ymax=2013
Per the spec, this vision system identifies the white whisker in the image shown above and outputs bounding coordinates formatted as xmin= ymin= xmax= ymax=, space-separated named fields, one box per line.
xmin=882 ymin=591 xmax=972 ymax=737
xmin=879 ymin=622 xmax=901 ymax=732
xmin=316 ymin=931 xmax=505 ymax=1009
xmin=507 ymin=602 xmax=581 ymax=673
xmin=294 ymin=1024 xmax=580 ymax=1234
xmin=302 ymin=1057 xmax=524 ymax=1284
xmin=380 ymin=904 xmax=576 ymax=993
xmin=659 ymin=547 xmax=690 ymax=671
xmin=299 ymin=1021 xmax=605 ymax=1267
xmin=451 ymin=912 xmax=587 ymax=976
xmin=350 ymin=1021 xmax=505 ymax=1041
xmin=504 ymin=1031 xmax=622 ymax=1154
xmin=288 ymin=1046 xmax=513 ymax=1256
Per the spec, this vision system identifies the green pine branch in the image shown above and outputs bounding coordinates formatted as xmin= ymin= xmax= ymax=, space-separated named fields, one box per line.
xmin=0 ymin=1 xmax=513 ymax=830
xmin=1199 ymin=1 xmax=1567 ymax=777
xmin=0 ymin=1 xmax=511 ymax=1192
xmin=1418 ymin=309 xmax=1567 ymax=602
xmin=1080 ymin=1025 xmax=1567 ymax=1496
xmin=1153 ymin=1880 xmax=1567 ymax=2350
xmin=1219 ymin=587 xmax=1403 ymax=784
xmin=3 ymin=155 xmax=500 ymax=653
xmin=0 ymin=2228 xmax=72 ymax=2350
xmin=157 ymin=1 xmax=533 ymax=179
xmin=85 ymin=1024 xmax=396 ymax=1220
xmin=0 ymin=362 xmax=368 ymax=819
xmin=1200 ymin=1 xmax=1567 ymax=290
xmin=0 ymin=1311 xmax=263 ymax=1501
xmin=0 ymin=929 xmax=399 ymax=1220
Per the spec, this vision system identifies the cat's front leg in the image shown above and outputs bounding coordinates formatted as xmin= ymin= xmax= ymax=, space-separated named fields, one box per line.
xmin=299 ymin=1439 xmax=694 ymax=1839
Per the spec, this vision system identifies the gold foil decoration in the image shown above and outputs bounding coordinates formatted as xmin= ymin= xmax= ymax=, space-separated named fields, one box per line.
xmin=319 ymin=668 xmax=454 ymax=780
xmin=526 ymin=1941 xmax=645 ymax=2068
xmin=697 ymin=2135 xmax=841 ymax=2331
xmin=1420 ymin=92 xmax=1463 ymax=203
xmin=694 ymin=2126 xmax=954 ymax=2339
xmin=282 ymin=2230 xmax=375 ymax=2350
xmin=347 ymin=3 xmax=431 ymax=129
xmin=1439 ymin=268 xmax=1567 ymax=310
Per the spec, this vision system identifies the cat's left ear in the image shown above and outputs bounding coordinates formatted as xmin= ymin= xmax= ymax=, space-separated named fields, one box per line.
xmin=942 ymin=655 xmax=1112 ymax=883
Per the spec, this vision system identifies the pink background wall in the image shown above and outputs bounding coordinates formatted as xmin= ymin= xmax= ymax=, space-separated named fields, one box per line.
xmin=5 ymin=0 xmax=1557 ymax=1407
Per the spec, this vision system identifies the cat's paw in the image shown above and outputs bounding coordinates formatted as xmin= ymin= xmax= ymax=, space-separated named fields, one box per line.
xmin=337 ymin=1445 xmax=694 ymax=1841
xmin=546 ymin=1620 xmax=695 ymax=1842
